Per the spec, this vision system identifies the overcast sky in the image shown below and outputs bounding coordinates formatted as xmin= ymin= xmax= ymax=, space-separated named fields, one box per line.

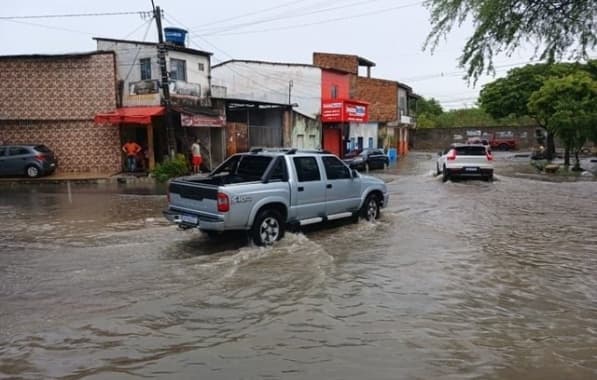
xmin=1 ymin=0 xmax=541 ymax=110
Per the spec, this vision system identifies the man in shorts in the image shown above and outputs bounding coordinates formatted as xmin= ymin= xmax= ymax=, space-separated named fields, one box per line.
xmin=191 ymin=138 xmax=202 ymax=174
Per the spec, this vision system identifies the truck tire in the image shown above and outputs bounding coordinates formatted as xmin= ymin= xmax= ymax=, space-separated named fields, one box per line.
xmin=251 ymin=209 xmax=285 ymax=246
xmin=360 ymin=193 xmax=380 ymax=221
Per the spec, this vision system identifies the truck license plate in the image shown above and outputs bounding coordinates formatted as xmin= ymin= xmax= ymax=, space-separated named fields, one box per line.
xmin=181 ymin=214 xmax=198 ymax=224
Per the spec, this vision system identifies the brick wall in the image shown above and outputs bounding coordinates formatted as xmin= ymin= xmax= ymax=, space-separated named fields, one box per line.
xmin=355 ymin=77 xmax=398 ymax=122
xmin=0 ymin=120 xmax=122 ymax=173
xmin=0 ymin=52 xmax=117 ymax=120
xmin=313 ymin=53 xmax=358 ymax=75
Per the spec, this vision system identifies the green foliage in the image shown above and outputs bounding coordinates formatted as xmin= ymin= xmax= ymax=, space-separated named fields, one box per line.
xmin=424 ymin=0 xmax=597 ymax=82
xmin=152 ymin=154 xmax=190 ymax=182
xmin=417 ymin=106 xmax=533 ymax=128
xmin=417 ymin=97 xmax=444 ymax=116
xmin=478 ymin=62 xmax=595 ymax=123
xmin=528 ymin=72 xmax=597 ymax=167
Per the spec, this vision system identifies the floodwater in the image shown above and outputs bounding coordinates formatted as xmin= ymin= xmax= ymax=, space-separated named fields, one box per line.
xmin=1 ymin=153 xmax=596 ymax=379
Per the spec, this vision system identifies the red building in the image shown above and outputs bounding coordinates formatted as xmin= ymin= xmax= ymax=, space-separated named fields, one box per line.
xmin=319 ymin=68 xmax=369 ymax=157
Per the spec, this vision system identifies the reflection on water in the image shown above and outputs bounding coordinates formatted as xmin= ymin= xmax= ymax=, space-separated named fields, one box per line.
xmin=1 ymin=159 xmax=596 ymax=379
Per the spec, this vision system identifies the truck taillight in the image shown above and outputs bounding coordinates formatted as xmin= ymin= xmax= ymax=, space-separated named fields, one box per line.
xmin=486 ymin=151 xmax=493 ymax=161
xmin=447 ymin=149 xmax=457 ymax=160
xmin=217 ymin=192 xmax=230 ymax=212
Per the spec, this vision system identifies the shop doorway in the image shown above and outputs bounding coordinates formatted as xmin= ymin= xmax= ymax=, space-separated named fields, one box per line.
xmin=120 ymin=125 xmax=149 ymax=172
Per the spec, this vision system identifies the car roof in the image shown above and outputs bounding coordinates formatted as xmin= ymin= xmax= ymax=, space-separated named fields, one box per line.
xmin=245 ymin=148 xmax=332 ymax=156
xmin=450 ymin=143 xmax=486 ymax=148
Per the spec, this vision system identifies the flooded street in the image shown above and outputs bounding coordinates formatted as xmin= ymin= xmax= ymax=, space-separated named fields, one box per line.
xmin=1 ymin=153 xmax=596 ymax=379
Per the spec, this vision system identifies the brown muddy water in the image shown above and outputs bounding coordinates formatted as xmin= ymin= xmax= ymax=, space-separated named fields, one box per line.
xmin=0 ymin=153 xmax=596 ymax=379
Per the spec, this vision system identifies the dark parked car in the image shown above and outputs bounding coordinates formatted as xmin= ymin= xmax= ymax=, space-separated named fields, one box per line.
xmin=343 ymin=149 xmax=389 ymax=171
xmin=0 ymin=144 xmax=57 ymax=178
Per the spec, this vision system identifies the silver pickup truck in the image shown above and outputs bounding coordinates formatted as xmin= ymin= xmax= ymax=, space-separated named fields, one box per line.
xmin=163 ymin=149 xmax=389 ymax=245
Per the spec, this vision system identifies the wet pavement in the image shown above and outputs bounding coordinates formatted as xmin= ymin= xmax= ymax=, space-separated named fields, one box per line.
xmin=1 ymin=153 xmax=596 ymax=379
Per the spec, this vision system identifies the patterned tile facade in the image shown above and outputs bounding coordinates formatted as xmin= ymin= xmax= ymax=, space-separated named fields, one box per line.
xmin=0 ymin=52 xmax=122 ymax=173
xmin=0 ymin=120 xmax=122 ymax=173
xmin=0 ymin=53 xmax=117 ymax=120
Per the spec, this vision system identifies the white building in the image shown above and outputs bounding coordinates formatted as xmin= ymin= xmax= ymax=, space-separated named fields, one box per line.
xmin=94 ymin=37 xmax=227 ymax=168
xmin=212 ymin=60 xmax=322 ymax=150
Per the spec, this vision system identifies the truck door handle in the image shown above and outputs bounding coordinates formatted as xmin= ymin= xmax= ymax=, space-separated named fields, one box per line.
xmin=326 ymin=184 xmax=332 ymax=189
xmin=298 ymin=186 xmax=304 ymax=192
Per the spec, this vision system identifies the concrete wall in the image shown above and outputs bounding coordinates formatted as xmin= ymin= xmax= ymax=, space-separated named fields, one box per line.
xmin=212 ymin=61 xmax=322 ymax=119
xmin=292 ymin=113 xmax=321 ymax=150
xmin=413 ymin=126 xmax=540 ymax=150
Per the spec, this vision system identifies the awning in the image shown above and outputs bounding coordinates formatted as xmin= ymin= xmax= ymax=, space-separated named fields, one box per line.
xmin=94 ymin=106 xmax=165 ymax=125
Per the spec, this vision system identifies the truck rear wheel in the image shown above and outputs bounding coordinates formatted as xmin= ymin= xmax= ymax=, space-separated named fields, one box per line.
xmin=251 ymin=209 xmax=285 ymax=246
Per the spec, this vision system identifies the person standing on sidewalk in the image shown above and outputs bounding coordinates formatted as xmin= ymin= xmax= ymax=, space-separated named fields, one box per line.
xmin=191 ymin=138 xmax=202 ymax=174
xmin=122 ymin=140 xmax=141 ymax=172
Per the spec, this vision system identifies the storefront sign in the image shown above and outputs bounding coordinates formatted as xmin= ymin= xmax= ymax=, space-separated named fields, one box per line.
xmin=321 ymin=100 xmax=369 ymax=123
xmin=181 ymin=113 xmax=225 ymax=127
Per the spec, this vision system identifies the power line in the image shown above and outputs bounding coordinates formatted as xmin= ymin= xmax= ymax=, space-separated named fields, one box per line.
xmin=164 ymin=12 xmax=319 ymax=100
xmin=192 ymin=0 xmax=391 ymax=35
xmin=202 ymin=1 xmax=423 ymax=37
xmin=190 ymin=0 xmax=310 ymax=30
xmin=0 ymin=18 xmax=94 ymax=36
xmin=0 ymin=11 xmax=149 ymax=20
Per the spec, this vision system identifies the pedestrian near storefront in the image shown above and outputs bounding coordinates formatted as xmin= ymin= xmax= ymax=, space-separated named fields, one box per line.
xmin=122 ymin=140 xmax=142 ymax=172
xmin=191 ymin=138 xmax=203 ymax=174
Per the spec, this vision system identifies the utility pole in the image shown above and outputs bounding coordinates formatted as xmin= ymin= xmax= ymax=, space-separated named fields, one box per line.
xmin=152 ymin=2 xmax=176 ymax=158
xmin=288 ymin=80 xmax=293 ymax=105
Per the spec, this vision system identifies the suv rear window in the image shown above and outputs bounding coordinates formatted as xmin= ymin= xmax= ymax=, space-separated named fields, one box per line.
xmin=454 ymin=146 xmax=487 ymax=156
xmin=34 ymin=145 xmax=52 ymax=153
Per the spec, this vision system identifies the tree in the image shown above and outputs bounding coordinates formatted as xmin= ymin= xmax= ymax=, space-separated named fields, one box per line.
xmin=417 ymin=97 xmax=444 ymax=116
xmin=478 ymin=62 xmax=595 ymax=158
xmin=425 ymin=0 xmax=597 ymax=82
xmin=528 ymin=72 xmax=597 ymax=169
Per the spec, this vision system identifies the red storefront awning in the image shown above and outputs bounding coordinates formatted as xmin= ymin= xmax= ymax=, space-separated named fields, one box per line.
xmin=321 ymin=99 xmax=369 ymax=123
xmin=94 ymin=106 xmax=166 ymax=125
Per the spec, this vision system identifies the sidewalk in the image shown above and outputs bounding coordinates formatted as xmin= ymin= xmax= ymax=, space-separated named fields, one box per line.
xmin=0 ymin=171 xmax=156 ymax=185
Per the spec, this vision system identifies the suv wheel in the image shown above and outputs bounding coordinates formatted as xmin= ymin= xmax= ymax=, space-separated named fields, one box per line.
xmin=361 ymin=193 xmax=380 ymax=221
xmin=499 ymin=143 xmax=510 ymax=151
xmin=26 ymin=165 xmax=41 ymax=178
xmin=251 ymin=209 xmax=285 ymax=246
xmin=442 ymin=165 xmax=449 ymax=182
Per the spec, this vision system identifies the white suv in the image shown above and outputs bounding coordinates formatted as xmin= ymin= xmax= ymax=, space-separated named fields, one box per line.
xmin=437 ymin=143 xmax=494 ymax=182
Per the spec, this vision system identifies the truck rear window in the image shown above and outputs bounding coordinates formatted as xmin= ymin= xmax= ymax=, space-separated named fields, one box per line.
xmin=455 ymin=146 xmax=487 ymax=156
xmin=236 ymin=156 xmax=272 ymax=179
